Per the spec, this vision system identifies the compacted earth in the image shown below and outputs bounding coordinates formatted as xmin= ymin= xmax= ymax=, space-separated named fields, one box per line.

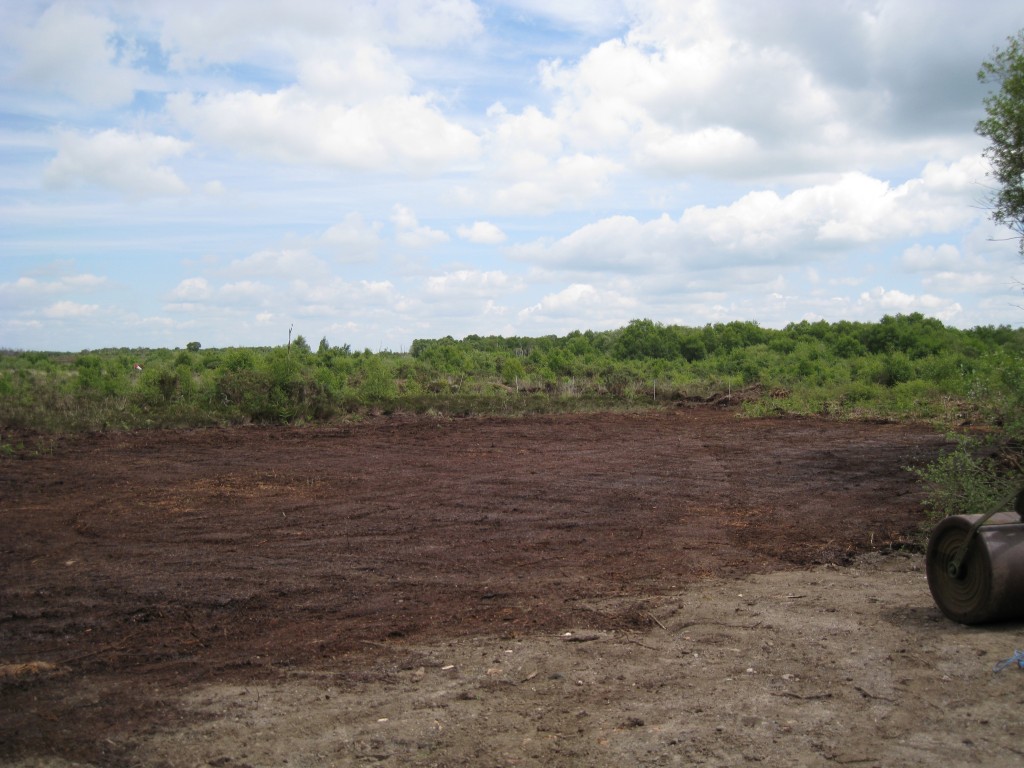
xmin=2 ymin=407 xmax=1023 ymax=767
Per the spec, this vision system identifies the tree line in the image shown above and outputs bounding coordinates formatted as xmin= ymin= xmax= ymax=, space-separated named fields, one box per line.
xmin=1 ymin=314 xmax=1020 ymax=433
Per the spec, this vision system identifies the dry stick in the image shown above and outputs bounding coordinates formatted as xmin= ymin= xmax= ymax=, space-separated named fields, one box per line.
xmin=854 ymin=685 xmax=896 ymax=703
xmin=677 ymin=620 xmax=765 ymax=631
xmin=59 ymin=632 xmax=141 ymax=665
xmin=627 ymin=639 xmax=661 ymax=651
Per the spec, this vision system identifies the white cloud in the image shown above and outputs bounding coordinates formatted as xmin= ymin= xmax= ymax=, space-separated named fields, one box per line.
xmin=156 ymin=0 xmax=483 ymax=70
xmin=169 ymin=277 xmax=212 ymax=301
xmin=425 ymin=270 xmax=520 ymax=298
xmin=697 ymin=168 xmax=975 ymax=248
xmin=167 ymin=83 xmax=480 ymax=172
xmin=44 ymin=129 xmax=190 ymax=197
xmin=289 ymin=277 xmax=398 ymax=307
xmin=863 ymin=287 xmax=914 ymax=311
xmin=534 ymin=14 xmax=841 ymax=174
xmin=635 ymin=125 xmax=759 ymax=174
xmin=486 ymin=103 xmax=564 ymax=158
xmin=919 ymin=155 xmax=991 ymax=195
xmin=491 ymin=153 xmax=621 ymax=214
xmin=297 ymin=43 xmax=411 ymax=101
xmin=219 ymin=280 xmax=272 ymax=304
xmin=856 ymin=286 xmax=962 ymax=322
xmin=523 ymin=1 xmax=1006 ymax=184
xmin=320 ymin=213 xmax=382 ymax=261
xmin=518 ymin=282 xmax=636 ymax=323
xmin=0 ymin=277 xmax=47 ymax=297
xmin=226 ymin=249 xmax=327 ymax=278
xmin=15 ymin=3 xmax=147 ymax=108
xmin=514 ymin=160 xmax=986 ymax=274
xmin=456 ymin=221 xmax=506 ymax=244
xmin=0 ymin=274 xmax=107 ymax=296
xmin=510 ymin=213 xmax=671 ymax=273
xmin=475 ymin=103 xmax=620 ymax=213
xmin=391 ymin=205 xmax=449 ymax=248
xmin=42 ymin=300 xmax=100 ymax=318
xmin=922 ymin=271 xmax=1007 ymax=295
xmin=155 ymin=272 xmax=405 ymax=347
xmin=355 ymin=279 xmax=396 ymax=299
xmin=62 ymin=274 xmax=108 ymax=290
xmin=900 ymin=244 xmax=962 ymax=272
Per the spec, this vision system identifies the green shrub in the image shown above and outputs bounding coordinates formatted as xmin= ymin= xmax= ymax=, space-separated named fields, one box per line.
xmin=217 ymin=367 xmax=273 ymax=422
xmin=909 ymin=434 xmax=1020 ymax=523
xmin=357 ymin=356 xmax=397 ymax=403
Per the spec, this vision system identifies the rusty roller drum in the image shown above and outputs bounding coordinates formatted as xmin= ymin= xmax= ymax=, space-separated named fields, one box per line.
xmin=926 ymin=510 xmax=1024 ymax=624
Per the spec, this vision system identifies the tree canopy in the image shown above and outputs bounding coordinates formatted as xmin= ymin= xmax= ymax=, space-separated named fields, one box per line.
xmin=977 ymin=30 xmax=1024 ymax=252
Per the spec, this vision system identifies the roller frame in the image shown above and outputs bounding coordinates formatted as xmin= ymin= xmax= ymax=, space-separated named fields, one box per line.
xmin=946 ymin=487 xmax=1024 ymax=579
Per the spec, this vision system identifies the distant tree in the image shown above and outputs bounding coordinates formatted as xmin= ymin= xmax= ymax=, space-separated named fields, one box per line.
xmin=615 ymin=319 xmax=682 ymax=360
xmin=186 ymin=341 xmax=201 ymax=352
xmin=292 ymin=334 xmax=311 ymax=354
xmin=977 ymin=30 xmax=1024 ymax=253
xmin=678 ymin=331 xmax=708 ymax=362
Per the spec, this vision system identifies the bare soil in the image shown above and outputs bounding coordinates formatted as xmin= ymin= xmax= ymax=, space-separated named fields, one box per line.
xmin=2 ymin=408 xmax=1022 ymax=767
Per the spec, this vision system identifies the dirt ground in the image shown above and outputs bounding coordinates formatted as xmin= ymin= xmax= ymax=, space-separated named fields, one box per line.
xmin=2 ymin=407 xmax=1023 ymax=767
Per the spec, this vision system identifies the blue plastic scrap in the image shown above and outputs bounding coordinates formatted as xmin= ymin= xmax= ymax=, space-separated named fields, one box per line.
xmin=993 ymin=649 xmax=1024 ymax=673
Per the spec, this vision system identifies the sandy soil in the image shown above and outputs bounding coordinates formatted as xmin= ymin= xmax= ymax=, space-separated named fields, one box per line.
xmin=2 ymin=408 xmax=1022 ymax=767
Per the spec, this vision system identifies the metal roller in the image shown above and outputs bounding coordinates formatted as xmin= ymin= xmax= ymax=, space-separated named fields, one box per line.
xmin=926 ymin=497 xmax=1024 ymax=625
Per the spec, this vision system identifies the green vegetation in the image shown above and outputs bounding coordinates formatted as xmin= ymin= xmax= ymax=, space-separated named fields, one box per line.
xmin=2 ymin=314 xmax=1021 ymax=523
xmin=977 ymin=28 xmax=1024 ymax=252
xmin=1 ymin=314 xmax=1020 ymax=431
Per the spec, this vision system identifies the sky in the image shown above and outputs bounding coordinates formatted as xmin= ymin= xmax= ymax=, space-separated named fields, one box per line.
xmin=1 ymin=0 xmax=1023 ymax=352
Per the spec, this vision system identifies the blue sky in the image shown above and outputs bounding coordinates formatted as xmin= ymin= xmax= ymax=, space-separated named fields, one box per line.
xmin=2 ymin=0 xmax=1023 ymax=352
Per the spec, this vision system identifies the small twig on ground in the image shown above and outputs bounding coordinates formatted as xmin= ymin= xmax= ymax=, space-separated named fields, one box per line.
xmin=627 ymin=639 xmax=660 ymax=651
xmin=854 ymin=685 xmax=895 ymax=702
xmin=677 ymin=620 xmax=765 ymax=631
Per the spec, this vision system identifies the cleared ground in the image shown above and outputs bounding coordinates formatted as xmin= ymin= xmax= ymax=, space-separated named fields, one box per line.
xmin=2 ymin=408 xmax=1022 ymax=766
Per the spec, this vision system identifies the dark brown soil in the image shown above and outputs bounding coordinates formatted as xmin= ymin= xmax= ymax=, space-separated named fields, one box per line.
xmin=0 ymin=408 xmax=958 ymax=765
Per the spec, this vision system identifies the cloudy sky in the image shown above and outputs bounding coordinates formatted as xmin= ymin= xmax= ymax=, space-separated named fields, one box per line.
xmin=2 ymin=0 xmax=1023 ymax=352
